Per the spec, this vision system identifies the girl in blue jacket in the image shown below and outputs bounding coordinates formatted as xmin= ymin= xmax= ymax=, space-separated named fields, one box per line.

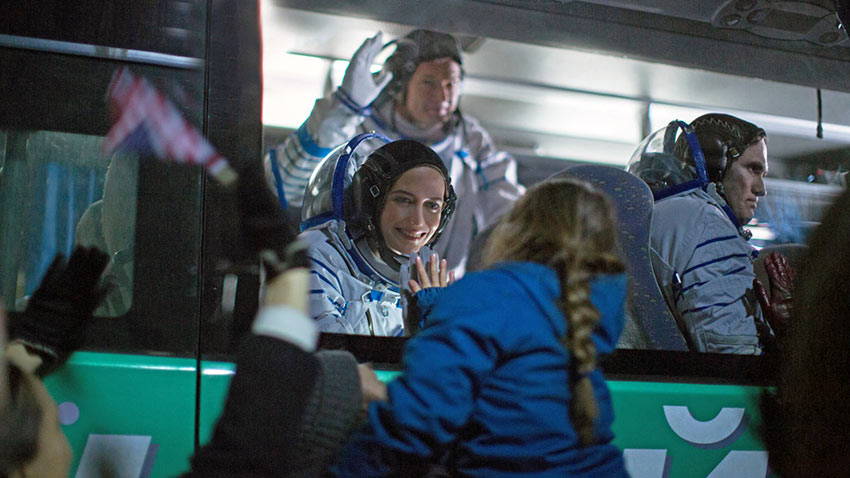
xmin=333 ymin=178 xmax=630 ymax=477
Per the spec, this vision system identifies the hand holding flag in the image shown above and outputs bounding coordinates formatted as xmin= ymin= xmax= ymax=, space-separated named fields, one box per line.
xmin=102 ymin=67 xmax=237 ymax=185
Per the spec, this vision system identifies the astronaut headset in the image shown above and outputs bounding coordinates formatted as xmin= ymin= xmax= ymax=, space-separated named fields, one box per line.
xmin=628 ymin=120 xmax=753 ymax=237
xmin=300 ymin=133 xmax=455 ymax=286
xmin=376 ymin=30 xmax=465 ymax=107
xmin=346 ymin=138 xmax=457 ymax=244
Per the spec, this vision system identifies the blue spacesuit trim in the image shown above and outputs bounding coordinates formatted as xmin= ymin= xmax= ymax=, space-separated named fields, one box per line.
xmin=695 ymin=235 xmax=738 ymax=250
xmin=311 ymin=270 xmax=341 ymax=294
xmin=334 ymin=88 xmax=371 ymax=116
xmin=653 ymin=121 xmax=709 ymax=202
xmin=339 ymin=232 xmax=399 ymax=288
xmin=310 ymin=256 xmax=343 ymax=290
xmin=681 ymin=266 xmax=747 ymax=292
xmin=268 ymin=149 xmax=288 ymax=210
xmin=347 ymin=240 xmax=394 ymax=285
xmin=720 ymin=204 xmax=745 ymax=231
xmin=300 ymin=213 xmax=334 ymax=232
xmin=279 ymin=174 xmax=309 ymax=191
xmin=683 ymin=253 xmax=749 ymax=275
xmin=331 ymin=133 xmax=392 ymax=220
xmin=681 ymin=294 xmax=747 ymax=315
xmin=653 ymin=178 xmax=705 ymax=201
xmin=678 ymin=120 xmax=708 ymax=185
xmin=281 ymin=149 xmax=318 ymax=175
xmin=681 ymin=281 xmax=703 ymax=293
xmin=475 ymin=161 xmax=489 ymax=191
xmin=295 ymin=122 xmax=333 ymax=158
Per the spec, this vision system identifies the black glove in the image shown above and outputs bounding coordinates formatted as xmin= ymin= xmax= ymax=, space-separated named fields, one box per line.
xmin=235 ymin=163 xmax=308 ymax=278
xmin=8 ymin=246 xmax=109 ymax=376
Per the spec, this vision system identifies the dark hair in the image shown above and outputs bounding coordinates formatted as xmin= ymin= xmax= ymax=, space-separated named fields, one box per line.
xmin=483 ymin=178 xmax=625 ymax=445
xmin=346 ymin=139 xmax=456 ymax=246
xmin=674 ymin=113 xmax=766 ymax=183
xmin=380 ymin=29 xmax=464 ymax=105
xmin=0 ymin=362 xmax=43 ymax=477
xmin=760 ymin=186 xmax=850 ymax=477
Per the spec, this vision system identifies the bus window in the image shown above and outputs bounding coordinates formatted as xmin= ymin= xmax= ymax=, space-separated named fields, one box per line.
xmin=260 ymin=4 xmax=850 ymax=354
xmin=0 ymin=130 xmax=137 ymax=317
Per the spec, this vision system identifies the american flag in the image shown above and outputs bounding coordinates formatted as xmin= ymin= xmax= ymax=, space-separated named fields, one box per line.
xmin=102 ymin=67 xmax=237 ymax=185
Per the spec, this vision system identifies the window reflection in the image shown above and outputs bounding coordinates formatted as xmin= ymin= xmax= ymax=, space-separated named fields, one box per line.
xmin=0 ymin=130 xmax=137 ymax=316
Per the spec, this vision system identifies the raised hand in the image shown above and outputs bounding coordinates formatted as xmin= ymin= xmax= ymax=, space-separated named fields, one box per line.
xmin=754 ymin=252 xmax=796 ymax=339
xmin=338 ymin=32 xmax=393 ymax=111
xmin=8 ymin=246 xmax=109 ymax=376
xmin=408 ymin=253 xmax=455 ymax=293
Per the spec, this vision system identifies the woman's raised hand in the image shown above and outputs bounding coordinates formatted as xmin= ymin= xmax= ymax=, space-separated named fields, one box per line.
xmin=408 ymin=253 xmax=456 ymax=293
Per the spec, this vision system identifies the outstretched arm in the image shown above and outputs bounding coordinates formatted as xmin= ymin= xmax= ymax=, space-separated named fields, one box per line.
xmin=184 ymin=270 xmax=320 ymax=478
xmin=264 ymin=32 xmax=392 ymax=208
xmin=333 ymin=289 xmax=498 ymax=476
xmin=7 ymin=246 xmax=109 ymax=376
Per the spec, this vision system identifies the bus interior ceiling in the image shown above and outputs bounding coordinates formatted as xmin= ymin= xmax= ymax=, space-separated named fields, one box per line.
xmin=264 ymin=0 xmax=849 ymax=238
xmin=2 ymin=4 xmax=848 ymax=475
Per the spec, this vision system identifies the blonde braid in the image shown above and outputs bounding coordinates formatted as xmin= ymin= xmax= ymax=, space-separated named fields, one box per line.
xmin=551 ymin=250 xmax=598 ymax=446
xmin=483 ymin=178 xmax=625 ymax=447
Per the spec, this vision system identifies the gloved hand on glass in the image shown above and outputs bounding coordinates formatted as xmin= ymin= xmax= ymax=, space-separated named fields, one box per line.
xmin=337 ymin=32 xmax=393 ymax=113
xmin=754 ymin=252 xmax=797 ymax=341
xmin=7 ymin=246 xmax=109 ymax=376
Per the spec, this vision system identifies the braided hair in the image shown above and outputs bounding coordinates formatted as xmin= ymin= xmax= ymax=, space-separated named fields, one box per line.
xmin=482 ymin=178 xmax=625 ymax=445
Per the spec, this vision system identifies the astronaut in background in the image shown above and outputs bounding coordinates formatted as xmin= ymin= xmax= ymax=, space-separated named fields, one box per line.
xmin=628 ymin=114 xmax=776 ymax=354
xmin=266 ymin=29 xmax=523 ymax=275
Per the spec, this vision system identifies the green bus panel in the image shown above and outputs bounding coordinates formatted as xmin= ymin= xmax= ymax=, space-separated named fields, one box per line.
xmin=608 ymin=380 xmax=769 ymax=477
xmin=47 ymin=355 xmax=770 ymax=478
xmin=44 ymin=352 xmax=197 ymax=478
xmin=198 ymin=360 xmax=237 ymax=446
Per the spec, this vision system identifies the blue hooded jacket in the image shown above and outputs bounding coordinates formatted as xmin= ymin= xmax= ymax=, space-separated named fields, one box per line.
xmin=333 ymin=261 xmax=629 ymax=477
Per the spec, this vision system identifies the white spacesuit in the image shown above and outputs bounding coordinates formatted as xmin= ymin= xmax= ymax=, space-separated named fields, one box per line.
xmin=300 ymin=134 xmax=455 ymax=336
xmin=266 ymin=30 xmax=523 ymax=274
xmin=628 ymin=116 xmax=773 ymax=354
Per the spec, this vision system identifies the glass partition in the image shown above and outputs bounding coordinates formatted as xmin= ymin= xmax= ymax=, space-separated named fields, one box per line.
xmin=0 ymin=130 xmax=137 ymax=316
xmin=260 ymin=4 xmax=850 ymax=359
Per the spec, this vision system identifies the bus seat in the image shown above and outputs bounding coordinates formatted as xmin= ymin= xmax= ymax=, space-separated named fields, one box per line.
xmin=466 ymin=222 xmax=496 ymax=274
xmin=553 ymin=164 xmax=689 ymax=351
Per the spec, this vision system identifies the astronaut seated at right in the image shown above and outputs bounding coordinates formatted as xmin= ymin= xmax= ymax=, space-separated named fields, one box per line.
xmin=627 ymin=113 xmax=783 ymax=355
xmin=298 ymin=136 xmax=456 ymax=336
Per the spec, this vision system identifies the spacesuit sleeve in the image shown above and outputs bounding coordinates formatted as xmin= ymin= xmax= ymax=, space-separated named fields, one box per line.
xmin=264 ymin=92 xmax=367 ymax=208
xmin=463 ymin=118 xmax=526 ymax=229
xmin=306 ymin=249 xmax=359 ymax=334
xmin=668 ymin=210 xmax=763 ymax=355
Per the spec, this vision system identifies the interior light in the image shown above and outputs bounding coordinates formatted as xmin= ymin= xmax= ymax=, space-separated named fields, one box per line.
xmin=649 ymin=104 xmax=850 ymax=144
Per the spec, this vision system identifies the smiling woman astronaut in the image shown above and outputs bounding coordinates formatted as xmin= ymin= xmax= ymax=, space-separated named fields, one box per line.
xmin=299 ymin=137 xmax=456 ymax=336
